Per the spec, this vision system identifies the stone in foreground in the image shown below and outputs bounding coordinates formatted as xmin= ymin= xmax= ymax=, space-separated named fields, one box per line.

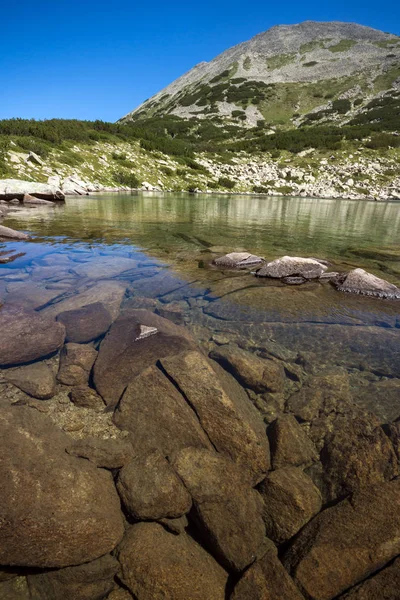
xmin=172 ymin=447 xmax=265 ymax=572
xmin=0 ymin=405 xmax=124 ymax=567
xmin=340 ymin=556 xmax=400 ymax=599
xmin=0 ymin=307 xmax=65 ymax=366
xmin=27 ymin=554 xmax=119 ymax=600
xmin=117 ymin=450 xmax=192 ymax=520
xmin=232 ymin=543 xmax=305 ymax=600
xmin=57 ymin=302 xmax=112 ymax=343
xmin=161 ymin=350 xmax=270 ymax=484
xmin=257 ymin=256 xmax=328 ymax=279
xmin=284 ymin=480 xmax=400 ymax=600
xmin=258 ymin=467 xmax=322 ymax=544
xmin=213 ymin=252 xmax=264 ymax=268
xmin=332 ymin=268 xmax=400 ymax=299
xmin=114 ymin=365 xmax=212 ymax=456
xmin=118 ymin=522 xmax=227 ymax=600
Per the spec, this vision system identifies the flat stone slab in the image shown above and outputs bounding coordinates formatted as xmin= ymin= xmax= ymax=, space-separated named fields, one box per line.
xmin=0 ymin=225 xmax=29 ymax=240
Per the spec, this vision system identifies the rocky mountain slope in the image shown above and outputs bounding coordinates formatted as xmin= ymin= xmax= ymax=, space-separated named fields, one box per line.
xmin=121 ymin=21 xmax=400 ymax=128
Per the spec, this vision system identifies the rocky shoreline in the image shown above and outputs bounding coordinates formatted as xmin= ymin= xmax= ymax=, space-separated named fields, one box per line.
xmin=0 ymin=236 xmax=399 ymax=599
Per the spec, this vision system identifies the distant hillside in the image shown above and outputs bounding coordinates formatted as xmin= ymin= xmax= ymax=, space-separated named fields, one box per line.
xmin=120 ymin=21 xmax=400 ymax=129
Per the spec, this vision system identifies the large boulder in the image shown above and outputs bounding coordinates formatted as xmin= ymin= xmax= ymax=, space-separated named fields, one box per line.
xmin=232 ymin=543 xmax=305 ymax=600
xmin=27 ymin=554 xmax=119 ymax=600
xmin=172 ymin=447 xmax=265 ymax=572
xmin=118 ymin=522 xmax=228 ymax=600
xmin=210 ymin=345 xmax=285 ymax=393
xmin=256 ymin=256 xmax=327 ymax=279
xmin=0 ymin=306 xmax=65 ymax=366
xmin=0 ymin=178 xmax=64 ymax=201
xmin=213 ymin=252 xmax=264 ymax=268
xmin=258 ymin=467 xmax=322 ymax=544
xmin=114 ymin=365 xmax=212 ymax=455
xmin=117 ymin=450 xmax=192 ymax=520
xmin=161 ymin=350 xmax=270 ymax=484
xmin=93 ymin=312 xmax=194 ymax=406
xmin=284 ymin=480 xmax=400 ymax=600
xmin=56 ymin=302 xmax=112 ymax=343
xmin=332 ymin=268 xmax=400 ymax=300
xmin=0 ymin=405 xmax=124 ymax=567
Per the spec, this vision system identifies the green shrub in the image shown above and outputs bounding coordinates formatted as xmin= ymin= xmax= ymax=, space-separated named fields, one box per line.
xmin=160 ymin=166 xmax=174 ymax=176
xmin=332 ymin=99 xmax=351 ymax=114
xmin=114 ymin=170 xmax=140 ymax=188
xmin=218 ymin=176 xmax=236 ymax=189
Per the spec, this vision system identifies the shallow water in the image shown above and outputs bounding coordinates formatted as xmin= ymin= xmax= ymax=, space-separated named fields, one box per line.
xmin=1 ymin=192 xmax=400 ymax=421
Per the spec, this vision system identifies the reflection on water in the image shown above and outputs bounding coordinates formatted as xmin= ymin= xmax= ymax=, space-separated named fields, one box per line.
xmin=1 ymin=192 xmax=400 ymax=420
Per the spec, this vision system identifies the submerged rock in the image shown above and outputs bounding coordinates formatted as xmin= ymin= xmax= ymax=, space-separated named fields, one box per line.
xmin=332 ymin=268 xmax=400 ymax=299
xmin=172 ymin=447 xmax=265 ymax=572
xmin=114 ymin=365 xmax=212 ymax=456
xmin=268 ymin=415 xmax=319 ymax=470
xmin=117 ymin=450 xmax=192 ymax=520
xmin=213 ymin=252 xmax=264 ymax=268
xmin=57 ymin=343 xmax=98 ymax=386
xmin=118 ymin=522 xmax=228 ymax=600
xmin=23 ymin=193 xmax=54 ymax=205
xmin=258 ymin=467 xmax=322 ymax=544
xmin=232 ymin=543 xmax=305 ymax=600
xmin=161 ymin=350 xmax=270 ymax=484
xmin=27 ymin=554 xmax=119 ymax=600
xmin=0 ymin=405 xmax=124 ymax=567
xmin=5 ymin=362 xmax=56 ymax=399
xmin=209 ymin=344 xmax=285 ymax=393
xmin=256 ymin=256 xmax=328 ymax=279
xmin=0 ymin=306 xmax=65 ymax=366
xmin=57 ymin=302 xmax=112 ymax=343
xmin=94 ymin=315 xmax=193 ymax=406
xmin=284 ymin=480 xmax=400 ymax=600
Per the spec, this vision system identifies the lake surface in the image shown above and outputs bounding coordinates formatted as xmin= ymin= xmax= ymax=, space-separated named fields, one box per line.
xmin=1 ymin=192 xmax=400 ymax=421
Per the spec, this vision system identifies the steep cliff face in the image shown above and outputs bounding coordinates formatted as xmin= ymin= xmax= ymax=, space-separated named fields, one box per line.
xmin=120 ymin=21 xmax=400 ymax=127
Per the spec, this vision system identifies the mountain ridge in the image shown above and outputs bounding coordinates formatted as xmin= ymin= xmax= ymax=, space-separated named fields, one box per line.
xmin=120 ymin=21 xmax=400 ymax=128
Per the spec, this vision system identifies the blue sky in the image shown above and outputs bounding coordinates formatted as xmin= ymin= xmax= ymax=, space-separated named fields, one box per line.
xmin=1 ymin=0 xmax=399 ymax=122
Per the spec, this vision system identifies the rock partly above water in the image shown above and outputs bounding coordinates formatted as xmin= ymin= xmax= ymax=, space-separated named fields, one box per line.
xmin=213 ymin=252 xmax=265 ymax=268
xmin=0 ymin=178 xmax=65 ymax=201
xmin=0 ymin=224 xmax=30 ymax=240
xmin=332 ymin=267 xmax=400 ymax=299
xmin=256 ymin=256 xmax=328 ymax=279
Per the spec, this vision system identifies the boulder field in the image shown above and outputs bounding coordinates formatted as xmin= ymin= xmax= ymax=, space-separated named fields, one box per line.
xmin=0 ymin=294 xmax=399 ymax=600
xmin=0 ymin=247 xmax=399 ymax=599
